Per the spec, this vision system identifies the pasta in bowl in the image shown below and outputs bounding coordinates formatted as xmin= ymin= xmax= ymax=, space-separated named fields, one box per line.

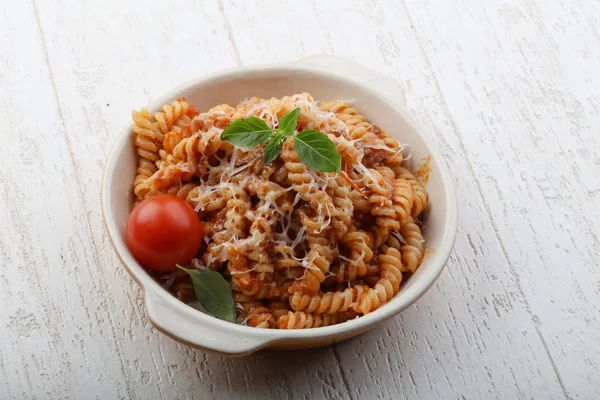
xmin=102 ymin=57 xmax=457 ymax=355
xmin=131 ymin=93 xmax=428 ymax=329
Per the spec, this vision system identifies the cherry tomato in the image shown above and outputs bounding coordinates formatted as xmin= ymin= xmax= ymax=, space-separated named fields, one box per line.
xmin=126 ymin=195 xmax=203 ymax=272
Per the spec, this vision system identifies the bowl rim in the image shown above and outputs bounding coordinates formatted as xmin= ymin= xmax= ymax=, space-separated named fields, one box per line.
xmin=101 ymin=61 xmax=458 ymax=350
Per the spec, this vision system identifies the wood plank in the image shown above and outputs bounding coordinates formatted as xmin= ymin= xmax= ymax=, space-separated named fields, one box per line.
xmin=219 ymin=0 xmax=598 ymax=398
xmin=2 ymin=0 xmax=348 ymax=399
xmin=401 ymin=0 xmax=600 ymax=396
xmin=1 ymin=0 xmax=598 ymax=398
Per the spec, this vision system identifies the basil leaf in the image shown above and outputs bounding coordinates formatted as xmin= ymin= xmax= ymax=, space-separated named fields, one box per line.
xmin=221 ymin=116 xmax=273 ymax=148
xmin=264 ymin=135 xmax=283 ymax=165
xmin=278 ymin=107 xmax=301 ymax=135
xmin=176 ymin=265 xmax=236 ymax=323
xmin=293 ymin=130 xmax=342 ymax=173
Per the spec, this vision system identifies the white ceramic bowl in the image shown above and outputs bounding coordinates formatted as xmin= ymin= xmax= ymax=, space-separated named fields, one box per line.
xmin=102 ymin=56 xmax=458 ymax=356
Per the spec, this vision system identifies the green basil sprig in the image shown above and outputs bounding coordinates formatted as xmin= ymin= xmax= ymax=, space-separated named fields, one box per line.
xmin=221 ymin=108 xmax=341 ymax=173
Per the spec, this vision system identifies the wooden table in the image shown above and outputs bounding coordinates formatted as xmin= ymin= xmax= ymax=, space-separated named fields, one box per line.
xmin=2 ymin=1 xmax=598 ymax=398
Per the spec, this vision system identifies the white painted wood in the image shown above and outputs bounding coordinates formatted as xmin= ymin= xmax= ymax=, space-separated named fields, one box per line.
xmin=1 ymin=0 xmax=598 ymax=399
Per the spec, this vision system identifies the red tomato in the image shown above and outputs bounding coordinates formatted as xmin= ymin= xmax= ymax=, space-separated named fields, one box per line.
xmin=126 ymin=195 xmax=203 ymax=272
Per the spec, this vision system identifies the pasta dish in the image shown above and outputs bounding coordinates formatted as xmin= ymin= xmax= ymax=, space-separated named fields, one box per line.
xmin=127 ymin=93 xmax=428 ymax=329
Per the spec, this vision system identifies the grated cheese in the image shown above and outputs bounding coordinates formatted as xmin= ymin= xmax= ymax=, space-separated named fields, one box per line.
xmin=291 ymin=226 xmax=307 ymax=251
xmin=391 ymin=230 xmax=407 ymax=245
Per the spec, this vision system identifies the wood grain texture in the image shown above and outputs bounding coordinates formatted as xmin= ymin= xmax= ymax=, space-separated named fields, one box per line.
xmin=1 ymin=0 xmax=598 ymax=399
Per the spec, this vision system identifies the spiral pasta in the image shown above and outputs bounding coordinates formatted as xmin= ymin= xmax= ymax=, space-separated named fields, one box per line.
xmin=154 ymin=100 xmax=196 ymax=136
xmin=240 ymin=301 xmax=275 ymax=328
xmin=167 ymin=182 xmax=198 ymax=200
xmin=327 ymin=174 xmax=354 ymax=240
xmin=130 ymin=93 xmax=430 ymax=329
xmin=132 ymin=100 xmax=199 ymax=201
xmin=278 ymin=311 xmax=343 ymax=329
xmin=289 ymin=284 xmax=370 ymax=313
xmin=395 ymin=167 xmax=428 ymax=218
xmin=366 ymin=225 xmax=390 ymax=251
xmin=133 ymin=108 xmax=161 ymax=162
xmin=366 ymin=168 xmax=400 ymax=232
xmin=336 ymin=226 xmax=373 ymax=282
xmin=133 ymin=158 xmax=157 ymax=199
xmin=132 ymin=109 xmax=160 ymax=199
xmin=281 ymin=140 xmax=336 ymax=214
xmin=399 ymin=217 xmax=425 ymax=273
xmin=352 ymin=246 xmax=403 ymax=314
xmin=170 ymin=131 xmax=228 ymax=163
xmin=322 ymin=101 xmax=380 ymax=143
xmin=321 ymin=101 xmax=399 ymax=168
xmin=392 ymin=178 xmax=413 ymax=224
xmin=289 ymin=235 xmax=335 ymax=295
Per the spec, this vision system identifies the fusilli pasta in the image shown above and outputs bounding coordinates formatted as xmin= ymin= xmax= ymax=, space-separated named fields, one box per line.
xmin=396 ymin=167 xmax=428 ymax=218
xmin=278 ymin=311 xmax=344 ymax=329
xmin=399 ymin=217 xmax=425 ymax=273
xmin=130 ymin=93 xmax=430 ymax=329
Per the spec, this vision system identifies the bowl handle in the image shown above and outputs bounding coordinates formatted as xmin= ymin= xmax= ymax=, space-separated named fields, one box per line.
xmin=296 ymin=55 xmax=407 ymax=107
xmin=144 ymin=286 xmax=272 ymax=357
